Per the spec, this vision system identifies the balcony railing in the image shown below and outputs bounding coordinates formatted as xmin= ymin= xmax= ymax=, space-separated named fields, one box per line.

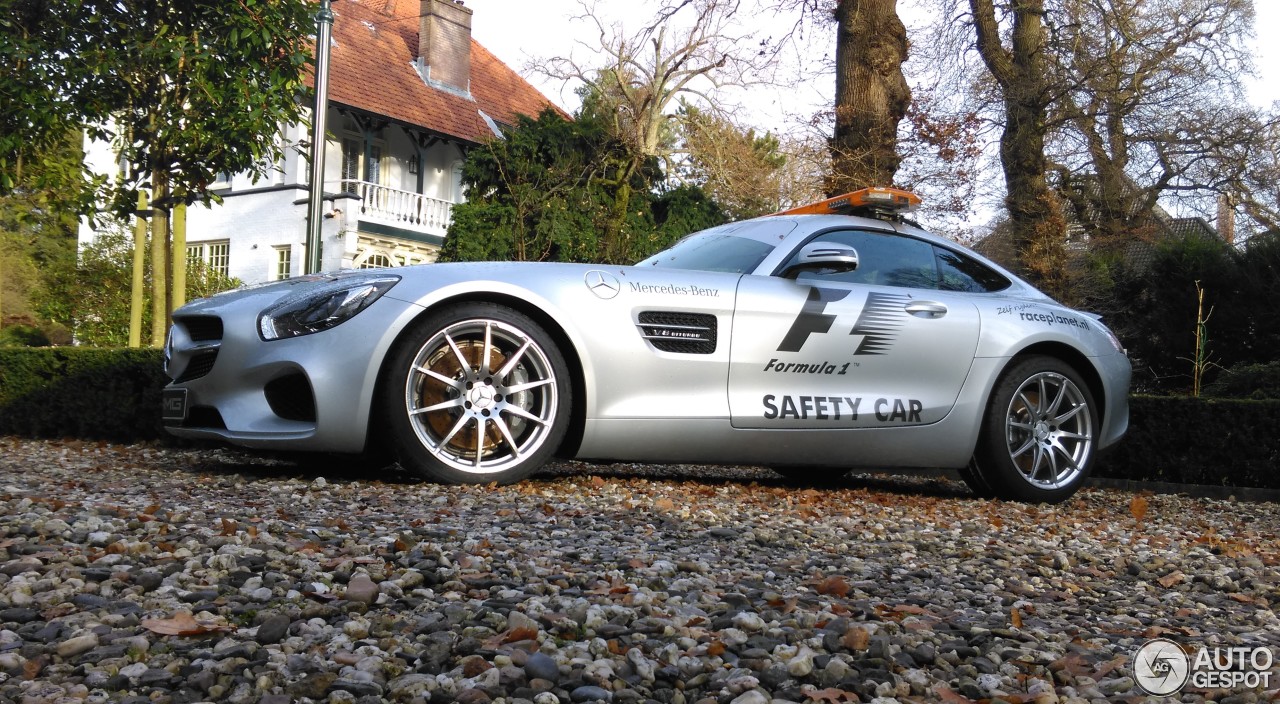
xmin=340 ymin=180 xmax=453 ymax=236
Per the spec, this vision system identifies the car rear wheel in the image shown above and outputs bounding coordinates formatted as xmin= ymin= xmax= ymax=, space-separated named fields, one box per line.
xmin=383 ymin=303 xmax=571 ymax=484
xmin=972 ymin=356 xmax=1097 ymax=503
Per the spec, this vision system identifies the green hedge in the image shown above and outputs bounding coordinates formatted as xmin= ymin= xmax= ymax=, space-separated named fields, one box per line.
xmin=1 ymin=349 xmax=1277 ymax=491
xmin=0 ymin=347 xmax=168 ymax=441
xmin=1095 ymin=395 xmax=1280 ymax=491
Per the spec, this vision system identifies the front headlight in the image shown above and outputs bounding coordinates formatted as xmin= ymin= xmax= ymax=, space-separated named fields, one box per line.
xmin=258 ymin=275 xmax=400 ymax=341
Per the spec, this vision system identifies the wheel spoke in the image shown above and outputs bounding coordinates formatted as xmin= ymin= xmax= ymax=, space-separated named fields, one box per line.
xmin=1050 ymin=442 xmax=1081 ymax=472
xmin=481 ymin=322 xmax=494 ymax=376
xmin=1009 ymin=436 xmax=1036 ymax=459
xmin=1009 ymin=420 xmax=1035 ymax=432
xmin=492 ymin=415 xmax=522 ymax=459
xmin=503 ymin=404 xmax=549 ymax=426
xmin=412 ymin=397 xmax=463 ymax=415
xmin=505 ymin=377 xmax=554 ymax=395
xmin=496 ymin=340 xmax=531 ymax=379
xmin=1052 ymin=404 xmax=1084 ymax=425
xmin=444 ymin=333 xmax=470 ymax=372
xmin=474 ymin=419 xmax=485 ymax=468
xmin=1056 ymin=431 xmax=1089 ymax=441
xmin=414 ymin=365 xmax=464 ymax=389
xmin=1045 ymin=379 xmax=1068 ymax=416
xmin=437 ymin=413 xmax=471 ymax=450
xmin=1016 ymin=392 xmax=1038 ymax=417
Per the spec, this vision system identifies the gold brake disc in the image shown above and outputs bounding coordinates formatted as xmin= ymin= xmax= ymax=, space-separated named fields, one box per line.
xmin=420 ymin=339 xmax=507 ymax=456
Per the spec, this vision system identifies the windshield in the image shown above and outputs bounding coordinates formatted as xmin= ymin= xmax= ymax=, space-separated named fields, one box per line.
xmin=636 ymin=222 xmax=782 ymax=273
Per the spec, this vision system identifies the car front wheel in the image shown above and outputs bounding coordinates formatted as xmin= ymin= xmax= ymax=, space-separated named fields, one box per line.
xmin=970 ymin=356 xmax=1097 ymax=503
xmin=383 ymin=303 xmax=571 ymax=484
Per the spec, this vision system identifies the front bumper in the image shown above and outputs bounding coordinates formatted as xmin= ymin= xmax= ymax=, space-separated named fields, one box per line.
xmin=163 ymin=292 xmax=422 ymax=453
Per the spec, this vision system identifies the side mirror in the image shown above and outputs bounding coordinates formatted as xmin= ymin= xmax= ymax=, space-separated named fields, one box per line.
xmin=781 ymin=242 xmax=859 ymax=279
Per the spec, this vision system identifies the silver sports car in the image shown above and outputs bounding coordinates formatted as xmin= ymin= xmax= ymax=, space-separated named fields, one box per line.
xmin=163 ymin=188 xmax=1130 ymax=503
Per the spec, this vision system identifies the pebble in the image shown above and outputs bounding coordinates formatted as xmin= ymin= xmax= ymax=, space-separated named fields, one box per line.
xmin=0 ymin=438 xmax=1274 ymax=704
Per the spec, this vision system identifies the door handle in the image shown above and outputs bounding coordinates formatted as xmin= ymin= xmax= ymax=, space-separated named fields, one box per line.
xmin=905 ymin=301 xmax=947 ymax=318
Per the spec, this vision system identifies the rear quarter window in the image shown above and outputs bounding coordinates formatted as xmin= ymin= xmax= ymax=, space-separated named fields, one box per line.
xmin=935 ymin=247 xmax=1011 ymax=292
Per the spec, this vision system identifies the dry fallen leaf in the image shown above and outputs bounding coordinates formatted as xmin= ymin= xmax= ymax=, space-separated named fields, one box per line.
xmin=141 ymin=611 xmax=235 ymax=636
xmin=801 ymin=685 xmax=860 ymax=703
xmin=815 ymin=575 xmax=851 ymax=597
xmin=1157 ymin=570 xmax=1186 ymax=588
xmin=842 ymin=627 xmax=870 ymax=651
xmin=1129 ymin=495 xmax=1149 ymax=521
xmin=653 ymin=497 xmax=675 ymax=511
xmin=1011 ymin=607 xmax=1024 ymax=628
xmin=932 ymin=684 xmax=979 ymax=704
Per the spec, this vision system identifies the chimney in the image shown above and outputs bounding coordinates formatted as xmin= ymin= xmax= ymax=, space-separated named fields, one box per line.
xmin=419 ymin=0 xmax=472 ymax=94
xmin=1217 ymin=193 xmax=1235 ymax=245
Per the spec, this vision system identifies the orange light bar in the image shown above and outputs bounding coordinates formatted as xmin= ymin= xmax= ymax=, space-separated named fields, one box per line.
xmin=772 ymin=187 xmax=922 ymax=217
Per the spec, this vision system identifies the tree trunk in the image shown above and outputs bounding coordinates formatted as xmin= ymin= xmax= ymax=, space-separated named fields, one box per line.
xmin=970 ymin=0 xmax=1069 ymax=301
xmin=150 ymin=171 xmax=169 ymax=348
xmin=828 ymin=0 xmax=911 ymax=194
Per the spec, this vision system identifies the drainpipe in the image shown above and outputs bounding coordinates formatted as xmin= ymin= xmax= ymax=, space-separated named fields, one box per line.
xmin=305 ymin=0 xmax=335 ymax=274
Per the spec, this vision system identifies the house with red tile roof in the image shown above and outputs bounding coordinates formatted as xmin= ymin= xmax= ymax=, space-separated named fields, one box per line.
xmin=80 ymin=0 xmax=559 ymax=283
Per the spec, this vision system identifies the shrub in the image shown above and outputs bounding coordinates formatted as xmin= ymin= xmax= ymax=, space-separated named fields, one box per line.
xmin=1095 ymin=395 xmax=1280 ymax=490
xmin=0 ymin=347 xmax=167 ymax=441
xmin=1202 ymin=361 xmax=1280 ymax=400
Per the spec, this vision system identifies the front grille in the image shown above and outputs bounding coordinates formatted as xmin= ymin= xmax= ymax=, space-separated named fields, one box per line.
xmin=169 ymin=316 xmax=223 ymax=382
xmin=176 ymin=350 xmax=218 ymax=383
xmin=180 ymin=316 xmax=223 ymax=342
xmin=637 ymin=312 xmax=717 ymax=354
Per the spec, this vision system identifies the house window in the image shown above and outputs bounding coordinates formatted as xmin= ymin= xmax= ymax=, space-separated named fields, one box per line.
xmin=274 ymin=246 xmax=292 ymax=280
xmin=188 ymin=241 xmax=231 ymax=278
xmin=359 ymin=252 xmax=393 ymax=269
xmin=341 ymin=137 xmax=384 ymax=191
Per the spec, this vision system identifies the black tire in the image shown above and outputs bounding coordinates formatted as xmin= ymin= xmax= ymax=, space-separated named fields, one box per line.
xmin=382 ymin=302 xmax=571 ymax=485
xmin=957 ymin=459 xmax=998 ymax=499
xmin=973 ymin=355 xmax=1098 ymax=504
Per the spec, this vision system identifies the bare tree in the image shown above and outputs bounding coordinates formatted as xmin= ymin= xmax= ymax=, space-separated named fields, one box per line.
xmin=1047 ymin=0 xmax=1259 ymax=249
xmin=539 ymin=0 xmax=771 ymax=258
xmin=827 ymin=0 xmax=912 ymax=192
xmin=967 ymin=0 xmax=1070 ymax=299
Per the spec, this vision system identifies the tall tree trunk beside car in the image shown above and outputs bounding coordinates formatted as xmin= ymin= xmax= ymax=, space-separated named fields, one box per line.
xmin=969 ymin=0 xmax=1069 ymax=301
xmin=829 ymin=0 xmax=911 ymax=193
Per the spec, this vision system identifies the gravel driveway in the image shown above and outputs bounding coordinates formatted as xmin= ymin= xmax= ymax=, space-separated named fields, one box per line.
xmin=0 ymin=437 xmax=1276 ymax=704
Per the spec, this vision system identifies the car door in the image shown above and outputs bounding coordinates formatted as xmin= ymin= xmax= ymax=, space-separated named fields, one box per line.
xmin=729 ymin=228 xmax=981 ymax=429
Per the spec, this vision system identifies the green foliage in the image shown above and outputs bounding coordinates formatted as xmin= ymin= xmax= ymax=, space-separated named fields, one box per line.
xmin=0 ymin=325 xmax=50 ymax=348
xmin=441 ymin=108 xmax=727 ymax=265
xmin=1096 ymin=395 xmax=1280 ymax=490
xmin=0 ymin=131 xmax=85 ymax=343
xmin=1 ymin=0 xmax=313 ymax=211
xmin=0 ymin=347 xmax=168 ymax=441
xmin=38 ymin=225 xmax=241 ymax=347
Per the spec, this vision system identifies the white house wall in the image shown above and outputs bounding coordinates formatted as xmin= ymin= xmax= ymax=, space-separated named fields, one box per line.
xmin=80 ymin=107 xmax=470 ymax=285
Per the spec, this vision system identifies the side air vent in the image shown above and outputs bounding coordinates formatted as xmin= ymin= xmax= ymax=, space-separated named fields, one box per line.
xmin=637 ymin=312 xmax=717 ymax=354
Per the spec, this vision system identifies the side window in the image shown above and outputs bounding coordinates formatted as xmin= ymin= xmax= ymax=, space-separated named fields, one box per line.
xmin=935 ymin=247 xmax=1011 ymax=292
xmin=790 ymin=230 xmax=938 ymax=289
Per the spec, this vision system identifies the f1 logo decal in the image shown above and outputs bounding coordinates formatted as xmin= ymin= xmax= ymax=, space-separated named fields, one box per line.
xmin=777 ymin=287 xmax=908 ymax=354
xmin=777 ymin=287 xmax=850 ymax=352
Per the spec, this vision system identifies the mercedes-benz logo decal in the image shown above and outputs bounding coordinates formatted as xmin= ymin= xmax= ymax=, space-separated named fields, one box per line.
xmin=584 ymin=270 xmax=621 ymax=299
